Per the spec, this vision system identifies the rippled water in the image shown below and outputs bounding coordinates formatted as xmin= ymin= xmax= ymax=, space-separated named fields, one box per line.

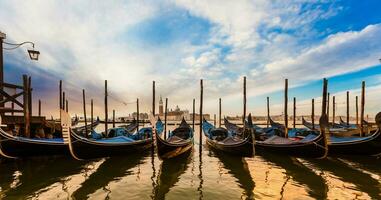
xmin=1 ymin=124 xmax=381 ymax=199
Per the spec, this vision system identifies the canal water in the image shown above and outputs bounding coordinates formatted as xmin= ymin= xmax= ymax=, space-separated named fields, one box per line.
xmin=1 ymin=124 xmax=381 ymax=199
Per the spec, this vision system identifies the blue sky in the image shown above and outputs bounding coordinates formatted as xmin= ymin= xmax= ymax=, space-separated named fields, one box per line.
xmin=1 ymin=0 xmax=381 ymax=118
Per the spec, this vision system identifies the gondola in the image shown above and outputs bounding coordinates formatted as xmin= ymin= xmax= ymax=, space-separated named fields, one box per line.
xmin=225 ymin=115 xmax=328 ymax=157
xmin=118 ymin=118 xmax=138 ymax=133
xmin=155 ymin=118 xmax=193 ymax=159
xmin=71 ymin=118 xmax=101 ymax=136
xmin=0 ymin=114 xmax=102 ymax=159
xmin=202 ymin=118 xmax=254 ymax=157
xmin=328 ymin=112 xmax=381 ymax=155
xmin=62 ymin=111 xmax=163 ymax=160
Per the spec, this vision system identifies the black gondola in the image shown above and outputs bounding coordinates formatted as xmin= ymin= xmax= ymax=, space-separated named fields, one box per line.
xmin=253 ymin=115 xmax=328 ymax=158
xmin=118 ymin=118 xmax=138 ymax=133
xmin=63 ymin=111 xmax=163 ymax=160
xmin=155 ymin=118 xmax=193 ymax=159
xmin=202 ymin=119 xmax=254 ymax=157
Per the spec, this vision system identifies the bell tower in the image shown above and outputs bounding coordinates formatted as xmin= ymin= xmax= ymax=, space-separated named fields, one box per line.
xmin=159 ymin=95 xmax=163 ymax=115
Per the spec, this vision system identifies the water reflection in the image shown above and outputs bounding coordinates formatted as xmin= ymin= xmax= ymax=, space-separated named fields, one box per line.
xmin=306 ymin=157 xmax=381 ymax=199
xmin=153 ymin=150 xmax=192 ymax=199
xmin=72 ymin=153 xmax=147 ymax=199
xmin=197 ymin=148 xmax=204 ymax=200
xmin=209 ymin=150 xmax=255 ymax=199
xmin=1 ymin=156 xmax=88 ymax=199
xmin=257 ymin=152 xmax=328 ymax=199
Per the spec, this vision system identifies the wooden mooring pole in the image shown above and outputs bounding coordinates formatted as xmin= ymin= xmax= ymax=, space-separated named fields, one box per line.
xmin=312 ymin=99 xmax=315 ymax=129
xmin=293 ymin=97 xmax=296 ymax=129
xmin=38 ymin=99 xmax=41 ymax=117
xmin=346 ymin=91 xmax=349 ymax=126
xmin=137 ymin=98 xmax=139 ymax=132
xmin=66 ymin=100 xmax=68 ymax=112
xmin=322 ymin=78 xmax=328 ymax=116
xmin=267 ymin=97 xmax=270 ymax=128
xmin=91 ymin=99 xmax=94 ymax=131
xmin=284 ymin=79 xmax=288 ymax=137
xmin=83 ymin=89 xmax=88 ymax=134
xmin=192 ymin=98 xmax=195 ymax=130
xmin=62 ymin=91 xmax=65 ymax=111
xmin=243 ymin=76 xmax=246 ymax=123
xmin=356 ymin=96 xmax=359 ymax=126
xmin=59 ymin=80 xmax=62 ymax=109
xmin=327 ymin=93 xmax=330 ymax=122
xmin=152 ymin=81 xmax=155 ymax=116
xmin=112 ymin=109 xmax=115 ymax=128
xmin=23 ymin=75 xmax=30 ymax=138
xmin=332 ymin=96 xmax=336 ymax=124
xmin=360 ymin=81 xmax=365 ymax=136
xmin=219 ymin=98 xmax=221 ymax=127
xmin=105 ymin=80 xmax=108 ymax=135
xmin=164 ymin=98 xmax=168 ymax=139
xmin=28 ymin=77 xmax=32 ymax=117
xmin=199 ymin=79 xmax=203 ymax=148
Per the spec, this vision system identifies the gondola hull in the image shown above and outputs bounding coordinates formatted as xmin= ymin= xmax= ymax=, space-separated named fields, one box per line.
xmin=66 ymin=130 xmax=153 ymax=160
xmin=255 ymin=134 xmax=327 ymax=158
xmin=205 ymin=137 xmax=254 ymax=157
xmin=0 ymin=129 xmax=68 ymax=158
xmin=328 ymin=130 xmax=381 ymax=155
xmin=156 ymin=133 xmax=193 ymax=159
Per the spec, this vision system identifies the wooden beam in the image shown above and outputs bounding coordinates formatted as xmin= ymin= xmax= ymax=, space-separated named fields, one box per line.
xmin=243 ymin=76 xmax=246 ymax=123
xmin=192 ymin=98 xmax=195 ymax=130
xmin=284 ymin=79 xmax=288 ymax=137
xmin=322 ymin=79 xmax=328 ymax=116
xmin=66 ymin=100 xmax=68 ymax=112
xmin=360 ymin=81 xmax=365 ymax=136
xmin=62 ymin=91 xmax=65 ymax=111
xmin=28 ymin=76 xmax=32 ymax=117
xmin=23 ymin=75 xmax=30 ymax=138
xmin=293 ymin=97 xmax=296 ymax=129
xmin=0 ymin=90 xmax=24 ymax=108
xmin=3 ymin=82 xmax=23 ymax=90
xmin=83 ymin=89 xmax=88 ymax=135
xmin=219 ymin=98 xmax=221 ymax=127
xmin=105 ymin=80 xmax=108 ymax=135
xmin=199 ymin=79 xmax=203 ymax=148
xmin=164 ymin=97 xmax=168 ymax=139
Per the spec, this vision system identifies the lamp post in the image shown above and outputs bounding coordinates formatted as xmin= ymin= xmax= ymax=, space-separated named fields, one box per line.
xmin=0 ymin=31 xmax=40 ymax=107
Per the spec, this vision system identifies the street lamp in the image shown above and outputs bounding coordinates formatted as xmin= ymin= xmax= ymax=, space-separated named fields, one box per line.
xmin=1 ymin=32 xmax=40 ymax=61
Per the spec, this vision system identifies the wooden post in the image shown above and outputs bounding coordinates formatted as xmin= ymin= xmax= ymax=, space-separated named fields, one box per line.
xmin=293 ymin=97 xmax=296 ymax=129
xmin=164 ymin=98 xmax=168 ymax=139
xmin=322 ymin=79 xmax=327 ymax=115
xmin=62 ymin=91 xmax=65 ymax=111
xmin=11 ymin=101 xmax=14 ymax=116
xmin=284 ymin=79 xmax=288 ymax=137
xmin=199 ymin=79 xmax=203 ymax=147
xmin=0 ymin=38 xmax=3 ymax=109
xmin=267 ymin=97 xmax=270 ymax=128
xmin=136 ymin=98 xmax=139 ymax=132
xmin=243 ymin=76 xmax=246 ymax=123
xmin=112 ymin=109 xmax=115 ymax=128
xmin=105 ymin=80 xmax=108 ymax=135
xmin=91 ymin=99 xmax=94 ymax=131
xmin=355 ymin=96 xmax=359 ymax=125
xmin=28 ymin=76 xmax=32 ymax=117
xmin=312 ymin=99 xmax=315 ymax=129
xmin=214 ymin=114 xmax=216 ymax=126
xmin=346 ymin=91 xmax=349 ymax=126
xmin=327 ymin=93 xmax=330 ymax=122
xmin=38 ymin=99 xmax=41 ymax=117
xmin=59 ymin=80 xmax=62 ymax=109
xmin=23 ymin=75 xmax=30 ymax=138
xmin=219 ymin=98 xmax=221 ymax=127
xmin=192 ymin=98 xmax=195 ymax=130
xmin=152 ymin=81 xmax=155 ymax=116
xmin=66 ymin=100 xmax=68 ymax=112
xmin=332 ymin=96 xmax=336 ymax=124
xmin=83 ymin=89 xmax=88 ymax=134
xmin=360 ymin=81 xmax=365 ymax=136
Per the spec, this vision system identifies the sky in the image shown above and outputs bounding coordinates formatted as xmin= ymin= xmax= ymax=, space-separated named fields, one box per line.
xmin=1 ymin=0 xmax=381 ymax=119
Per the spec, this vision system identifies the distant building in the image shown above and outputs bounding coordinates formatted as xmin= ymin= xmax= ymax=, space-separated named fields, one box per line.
xmin=158 ymin=96 xmax=191 ymax=120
